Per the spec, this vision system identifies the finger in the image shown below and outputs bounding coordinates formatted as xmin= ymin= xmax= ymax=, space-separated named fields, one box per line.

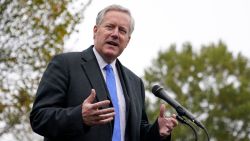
xmin=91 ymin=100 xmax=111 ymax=109
xmin=171 ymin=117 xmax=178 ymax=127
xmin=172 ymin=114 xmax=177 ymax=118
xmin=87 ymin=113 xmax=114 ymax=126
xmin=92 ymin=107 xmax=115 ymax=116
xmin=85 ymin=89 xmax=96 ymax=103
xmin=163 ymin=118 xmax=178 ymax=130
xmin=94 ymin=117 xmax=114 ymax=125
xmin=159 ymin=128 xmax=171 ymax=137
xmin=159 ymin=104 xmax=165 ymax=118
xmin=92 ymin=112 xmax=115 ymax=121
xmin=171 ymin=114 xmax=178 ymax=126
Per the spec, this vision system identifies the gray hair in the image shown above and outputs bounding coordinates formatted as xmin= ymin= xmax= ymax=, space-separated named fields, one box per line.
xmin=96 ymin=4 xmax=135 ymax=35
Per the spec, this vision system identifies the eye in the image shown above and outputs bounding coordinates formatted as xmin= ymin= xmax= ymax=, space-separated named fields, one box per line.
xmin=119 ymin=27 xmax=128 ymax=34
xmin=105 ymin=24 xmax=113 ymax=30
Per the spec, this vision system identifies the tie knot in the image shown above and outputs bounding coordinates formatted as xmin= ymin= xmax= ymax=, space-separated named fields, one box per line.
xmin=104 ymin=64 xmax=113 ymax=71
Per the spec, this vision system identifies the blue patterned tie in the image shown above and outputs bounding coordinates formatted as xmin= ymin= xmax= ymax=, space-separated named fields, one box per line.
xmin=104 ymin=64 xmax=121 ymax=141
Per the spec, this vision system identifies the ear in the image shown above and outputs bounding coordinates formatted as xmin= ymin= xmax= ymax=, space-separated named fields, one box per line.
xmin=93 ymin=25 xmax=98 ymax=39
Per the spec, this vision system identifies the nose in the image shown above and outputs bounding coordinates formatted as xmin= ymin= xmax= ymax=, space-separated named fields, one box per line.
xmin=111 ymin=27 xmax=119 ymax=39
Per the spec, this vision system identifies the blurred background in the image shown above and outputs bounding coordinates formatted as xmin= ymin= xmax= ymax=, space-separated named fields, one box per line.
xmin=1 ymin=0 xmax=250 ymax=140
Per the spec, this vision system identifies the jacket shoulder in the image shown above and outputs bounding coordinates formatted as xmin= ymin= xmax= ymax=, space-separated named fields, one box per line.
xmin=119 ymin=63 xmax=142 ymax=83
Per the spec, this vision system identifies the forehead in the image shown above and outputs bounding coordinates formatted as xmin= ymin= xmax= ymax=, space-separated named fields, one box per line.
xmin=102 ymin=10 xmax=131 ymax=26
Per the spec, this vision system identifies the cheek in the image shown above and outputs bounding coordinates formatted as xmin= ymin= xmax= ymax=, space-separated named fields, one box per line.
xmin=98 ymin=32 xmax=109 ymax=42
xmin=122 ymin=38 xmax=130 ymax=47
xmin=95 ymin=34 xmax=106 ymax=45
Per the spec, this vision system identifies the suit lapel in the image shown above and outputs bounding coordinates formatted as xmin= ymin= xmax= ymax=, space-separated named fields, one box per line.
xmin=117 ymin=60 xmax=141 ymax=141
xmin=80 ymin=46 xmax=109 ymax=105
xmin=81 ymin=47 xmax=138 ymax=140
xmin=116 ymin=61 xmax=131 ymax=121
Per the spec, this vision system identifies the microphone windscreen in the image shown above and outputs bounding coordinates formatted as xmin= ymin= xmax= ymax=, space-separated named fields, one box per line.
xmin=152 ymin=85 xmax=161 ymax=94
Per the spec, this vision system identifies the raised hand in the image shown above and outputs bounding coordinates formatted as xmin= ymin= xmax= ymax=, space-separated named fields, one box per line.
xmin=82 ymin=89 xmax=115 ymax=126
xmin=158 ymin=104 xmax=178 ymax=137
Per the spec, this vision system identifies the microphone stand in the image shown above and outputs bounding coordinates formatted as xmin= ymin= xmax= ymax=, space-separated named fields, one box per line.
xmin=201 ymin=125 xmax=210 ymax=141
xmin=176 ymin=115 xmax=210 ymax=141
xmin=176 ymin=115 xmax=198 ymax=141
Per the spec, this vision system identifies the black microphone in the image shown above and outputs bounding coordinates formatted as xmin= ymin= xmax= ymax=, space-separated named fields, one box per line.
xmin=152 ymin=85 xmax=205 ymax=129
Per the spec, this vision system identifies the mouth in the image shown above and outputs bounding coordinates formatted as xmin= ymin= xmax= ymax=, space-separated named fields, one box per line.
xmin=106 ymin=41 xmax=119 ymax=47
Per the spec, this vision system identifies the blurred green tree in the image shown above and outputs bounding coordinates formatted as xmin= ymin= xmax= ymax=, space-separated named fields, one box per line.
xmin=0 ymin=0 xmax=92 ymax=140
xmin=144 ymin=41 xmax=250 ymax=141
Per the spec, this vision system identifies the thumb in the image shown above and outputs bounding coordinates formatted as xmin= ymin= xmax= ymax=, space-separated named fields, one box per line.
xmin=159 ymin=104 xmax=166 ymax=118
xmin=85 ymin=89 xmax=96 ymax=103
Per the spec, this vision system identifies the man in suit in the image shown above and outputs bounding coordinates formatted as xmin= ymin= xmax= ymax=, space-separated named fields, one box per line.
xmin=30 ymin=4 xmax=178 ymax=141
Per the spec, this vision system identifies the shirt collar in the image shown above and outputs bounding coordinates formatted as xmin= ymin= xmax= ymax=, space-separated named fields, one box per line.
xmin=93 ymin=47 xmax=116 ymax=69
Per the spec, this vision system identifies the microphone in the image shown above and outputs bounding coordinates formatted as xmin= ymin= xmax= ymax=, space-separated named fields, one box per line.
xmin=152 ymin=85 xmax=205 ymax=129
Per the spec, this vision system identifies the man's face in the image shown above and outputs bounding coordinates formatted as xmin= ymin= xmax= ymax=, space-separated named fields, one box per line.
xmin=93 ymin=10 xmax=131 ymax=63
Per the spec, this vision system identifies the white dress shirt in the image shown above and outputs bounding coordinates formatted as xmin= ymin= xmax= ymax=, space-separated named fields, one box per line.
xmin=93 ymin=47 xmax=126 ymax=141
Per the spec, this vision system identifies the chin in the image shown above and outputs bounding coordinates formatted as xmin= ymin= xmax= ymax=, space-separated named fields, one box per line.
xmin=104 ymin=49 xmax=118 ymax=56
xmin=103 ymin=53 xmax=118 ymax=62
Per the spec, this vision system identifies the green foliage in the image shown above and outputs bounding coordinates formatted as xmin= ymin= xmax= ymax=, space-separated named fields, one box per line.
xmin=0 ymin=0 xmax=92 ymax=140
xmin=144 ymin=41 xmax=250 ymax=141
